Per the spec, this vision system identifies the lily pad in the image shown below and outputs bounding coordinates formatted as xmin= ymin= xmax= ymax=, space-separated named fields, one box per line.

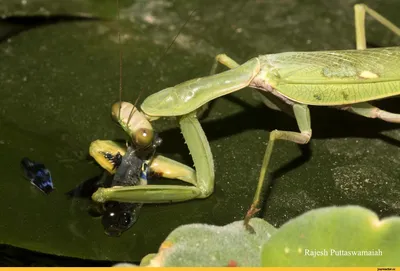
xmin=261 ymin=206 xmax=400 ymax=266
xmin=0 ymin=0 xmax=400 ymax=263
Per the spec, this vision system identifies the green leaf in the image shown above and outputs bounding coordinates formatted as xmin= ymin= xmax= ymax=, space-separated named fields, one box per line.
xmin=261 ymin=206 xmax=400 ymax=266
xmin=143 ymin=218 xmax=276 ymax=267
xmin=1 ymin=0 xmax=400 ymax=263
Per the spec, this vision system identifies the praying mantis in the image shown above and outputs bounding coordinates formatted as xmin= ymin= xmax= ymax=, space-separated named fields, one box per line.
xmin=89 ymin=3 xmax=400 ymax=230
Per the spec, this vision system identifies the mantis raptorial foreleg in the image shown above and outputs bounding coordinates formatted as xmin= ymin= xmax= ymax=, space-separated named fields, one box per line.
xmin=150 ymin=155 xmax=197 ymax=185
xmin=90 ymin=140 xmax=197 ymax=185
xmin=92 ymin=111 xmax=215 ymax=203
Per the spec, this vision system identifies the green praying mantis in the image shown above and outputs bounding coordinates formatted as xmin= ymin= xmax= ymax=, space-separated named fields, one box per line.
xmin=89 ymin=3 xmax=400 ymax=230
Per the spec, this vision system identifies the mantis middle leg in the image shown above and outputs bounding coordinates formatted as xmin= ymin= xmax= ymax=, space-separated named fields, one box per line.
xmin=243 ymin=103 xmax=312 ymax=231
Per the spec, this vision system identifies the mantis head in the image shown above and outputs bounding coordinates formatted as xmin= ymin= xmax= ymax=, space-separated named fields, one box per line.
xmin=89 ymin=101 xmax=162 ymax=174
xmin=111 ymin=101 xmax=159 ymax=149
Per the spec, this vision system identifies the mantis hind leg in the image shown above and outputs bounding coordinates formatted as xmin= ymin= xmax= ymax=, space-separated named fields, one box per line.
xmin=354 ymin=4 xmax=400 ymax=50
xmin=339 ymin=102 xmax=400 ymax=123
xmin=197 ymin=54 xmax=241 ymax=119
xmin=244 ymin=104 xmax=312 ymax=232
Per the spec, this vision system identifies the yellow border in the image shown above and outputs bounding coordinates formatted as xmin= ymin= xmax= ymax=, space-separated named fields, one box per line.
xmin=0 ymin=268 xmax=397 ymax=270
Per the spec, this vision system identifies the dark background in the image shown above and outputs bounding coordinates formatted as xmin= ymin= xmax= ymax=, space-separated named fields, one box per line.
xmin=0 ymin=0 xmax=399 ymax=266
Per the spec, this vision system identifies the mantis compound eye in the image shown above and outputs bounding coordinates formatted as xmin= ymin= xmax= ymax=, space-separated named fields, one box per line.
xmin=134 ymin=128 xmax=154 ymax=148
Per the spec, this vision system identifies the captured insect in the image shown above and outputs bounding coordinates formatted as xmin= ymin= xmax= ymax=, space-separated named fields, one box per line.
xmin=98 ymin=144 xmax=159 ymax=237
xmin=21 ymin=157 xmax=54 ymax=194
xmin=71 ymin=141 xmax=161 ymax=236
xmin=89 ymin=3 xmax=400 ymax=231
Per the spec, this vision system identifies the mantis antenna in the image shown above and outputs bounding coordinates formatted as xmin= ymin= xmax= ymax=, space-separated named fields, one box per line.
xmin=117 ymin=0 xmax=122 ymax=120
xmin=120 ymin=7 xmax=198 ymax=125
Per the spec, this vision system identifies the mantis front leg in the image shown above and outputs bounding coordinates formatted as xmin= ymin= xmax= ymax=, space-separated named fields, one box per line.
xmin=92 ymin=111 xmax=215 ymax=204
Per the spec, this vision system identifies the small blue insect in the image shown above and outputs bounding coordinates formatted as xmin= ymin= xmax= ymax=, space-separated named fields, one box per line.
xmin=20 ymin=157 xmax=54 ymax=194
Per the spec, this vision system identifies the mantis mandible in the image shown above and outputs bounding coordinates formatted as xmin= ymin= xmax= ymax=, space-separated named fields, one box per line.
xmin=89 ymin=4 xmax=400 ymax=231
